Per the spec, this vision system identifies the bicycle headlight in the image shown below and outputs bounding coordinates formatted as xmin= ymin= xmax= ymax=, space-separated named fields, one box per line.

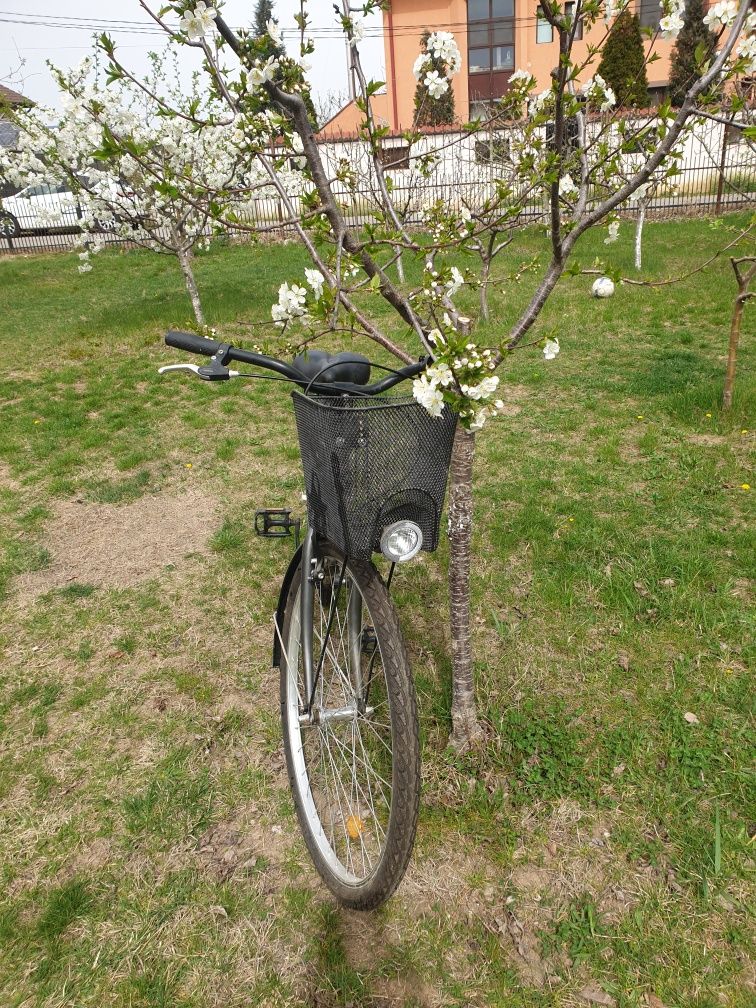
xmin=380 ymin=521 xmax=423 ymax=563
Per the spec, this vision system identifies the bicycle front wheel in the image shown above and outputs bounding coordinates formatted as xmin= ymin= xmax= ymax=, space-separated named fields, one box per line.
xmin=280 ymin=542 xmax=420 ymax=909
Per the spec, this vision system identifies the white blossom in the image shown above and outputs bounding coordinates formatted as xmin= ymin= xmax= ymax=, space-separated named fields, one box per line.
xmin=304 ymin=268 xmax=325 ymax=298
xmin=349 ymin=17 xmax=365 ymax=44
xmin=509 ymin=68 xmax=535 ymax=86
xmin=660 ymin=11 xmax=684 ymax=38
xmin=582 ymin=74 xmax=616 ymax=111
xmin=543 ymin=338 xmax=560 ymax=360
xmin=249 ymin=57 xmax=279 ymax=89
xmin=272 ymin=281 xmax=308 ymax=325
xmin=412 ymin=375 xmax=445 ymax=417
xmin=559 ymin=174 xmax=578 ymax=197
xmin=703 ymin=0 xmax=739 ymax=29
xmin=658 ymin=0 xmax=687 ymax=37
xmin=447 ymin=266 xmax=464 ymax=296
xmin=461 ymin=375 xmax=499 ymax=400
xmin=413 ymin=53 xmax=431 ymax=81
xmin=530 ymin=89 xmax=552 ymax=113
xmin=426 ymin=31 xmax=462 ymax=76
xmin=179 ymin=2 xmax=217 ymax=41
xmin=737 ymin=33 xmax=756 ymax=73
xmin=424 ymin=70 xmax=449 ymax=100
xmin=266 ymin=18 xmax=282 ymax=45
xmin=290 ymin=133 xmax=307 ymax=169
xmin=426 ymin=362 xmax=454 ymax=387
xmin=604 ymin=220 xmax=620 ymax=244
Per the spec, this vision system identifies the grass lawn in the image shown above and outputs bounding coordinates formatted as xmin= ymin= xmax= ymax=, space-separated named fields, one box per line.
xmin=0 ymin=216 xmax=753 ymax=1008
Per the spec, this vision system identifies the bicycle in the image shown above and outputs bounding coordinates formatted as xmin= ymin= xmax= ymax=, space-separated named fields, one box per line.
xmin=160 ymin=329 xmax=457 ymax=909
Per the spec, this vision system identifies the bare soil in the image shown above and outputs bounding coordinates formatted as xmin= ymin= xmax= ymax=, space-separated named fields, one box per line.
xmin=12 ymin=488 xmax=220 ymax=603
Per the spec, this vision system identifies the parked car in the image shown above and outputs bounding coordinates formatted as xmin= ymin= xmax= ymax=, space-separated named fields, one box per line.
xmin=0 ymin=208 xmax=20 ymax=239
xmin=2 ymin=180 xmax=82 ymax=233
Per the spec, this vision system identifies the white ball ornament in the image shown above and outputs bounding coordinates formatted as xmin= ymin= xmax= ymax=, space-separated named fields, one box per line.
xmin=592 ymin=276 xmax=615 ymax=298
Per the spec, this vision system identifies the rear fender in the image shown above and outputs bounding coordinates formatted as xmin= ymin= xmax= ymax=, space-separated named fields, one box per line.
xmin=272 ymin=544 xmax=303 ymax=667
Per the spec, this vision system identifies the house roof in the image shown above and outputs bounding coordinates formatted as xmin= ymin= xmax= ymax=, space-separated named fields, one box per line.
xmin=0 ymin=120 xmax=19 ymax=149
xmin=0 ymin=83 xmax=30 ymax=107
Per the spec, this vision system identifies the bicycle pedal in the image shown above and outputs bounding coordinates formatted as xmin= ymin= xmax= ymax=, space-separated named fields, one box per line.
xmin=255 ymin=509 xmax=300 ymax=540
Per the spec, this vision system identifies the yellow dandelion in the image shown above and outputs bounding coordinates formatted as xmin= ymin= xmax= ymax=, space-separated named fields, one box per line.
xmin=705 ymin=413 xmax=712 ymax=419
xmin=33 ymin=419 xmax=41 ymax=425
xmin=636 ymin=414 xmax=644 ymax=420
xmin=741 ymin=483 xmax=750 ymax=491
xmin=741 ymin=429 xmax=748 ymax=435
xmin=185 ymin=463 xmax=193 ymax=469
xmin=568 ymin=517 xmax=575 ymax=523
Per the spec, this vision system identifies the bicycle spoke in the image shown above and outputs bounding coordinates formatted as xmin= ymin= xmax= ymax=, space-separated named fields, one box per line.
xmin=283 ymin=553 xmax=409 ymax=893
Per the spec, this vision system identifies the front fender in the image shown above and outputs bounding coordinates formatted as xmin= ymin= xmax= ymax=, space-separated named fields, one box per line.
xmin=272 ymin=543 xmax=303 ymax=667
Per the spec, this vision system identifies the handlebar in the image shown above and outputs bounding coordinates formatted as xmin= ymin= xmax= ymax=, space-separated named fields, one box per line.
xmin=164 ymin=330 xmax=429 ymax=395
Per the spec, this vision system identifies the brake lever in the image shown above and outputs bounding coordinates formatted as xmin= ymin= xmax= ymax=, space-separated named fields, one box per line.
xmin=158 ymin=363 xmax=202 ymax=375
xmin=158 ymin=362 xmax=240 ymax=381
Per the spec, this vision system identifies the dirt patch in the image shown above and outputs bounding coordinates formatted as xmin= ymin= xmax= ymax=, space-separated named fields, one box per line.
xmin=369 ymin=975 xmax=442 ymax=1007
xmin=12 ymin=488 xmax=219 ymax=603
xmin=0 ymin=461 xmax=21 ymax=491
xmin=687 ymin=433 xmax=725 ymax=447
xmin=497 ymin=402 xmax=522 ymax=417
xmin=193 ymin=806 xmax=292 ymax=885
xmin=64 ymin=837 xmax=113 ymax=877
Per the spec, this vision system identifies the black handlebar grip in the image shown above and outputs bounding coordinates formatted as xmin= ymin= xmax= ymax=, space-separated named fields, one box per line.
xmin=165 ymin=330 xmax=223 ymax=357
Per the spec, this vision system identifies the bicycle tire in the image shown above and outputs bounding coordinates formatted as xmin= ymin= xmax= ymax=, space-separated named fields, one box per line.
xmin=279 ymin=541 xmax=420 ymax=909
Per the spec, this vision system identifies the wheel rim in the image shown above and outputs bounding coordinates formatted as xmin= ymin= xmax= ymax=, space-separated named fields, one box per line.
xmin=284 ymin=559 xmax=394 ymax=886
xmin=0 ymin=214 xmax=18 ymax=238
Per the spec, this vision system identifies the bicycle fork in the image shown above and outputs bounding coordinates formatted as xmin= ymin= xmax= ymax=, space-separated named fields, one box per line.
xmin=297 ymin=528 xmax=366 ymax=727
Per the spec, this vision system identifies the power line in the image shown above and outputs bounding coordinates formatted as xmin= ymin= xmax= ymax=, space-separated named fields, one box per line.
xmin=0 ymin=10 xmax=549 ymax=36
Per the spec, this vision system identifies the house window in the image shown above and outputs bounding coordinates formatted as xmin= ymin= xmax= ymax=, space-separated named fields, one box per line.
xmin=536 ymin=6 xmax=553 ymax=43
xmin=468 ymin=0 xmax=515 ymax=72
xmin=639 ymin=0 xmax=661 ymax=29
xmin=565 ymin=2 xmax=584 ymax=40
xmin=379 ymin=143 xmax=410 ymax=170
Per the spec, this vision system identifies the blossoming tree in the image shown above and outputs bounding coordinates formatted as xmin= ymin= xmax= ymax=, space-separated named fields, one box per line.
xmin=2 ymin=49 xmax=260 ymax=325
xmin=104 ymin=0 xmax=754 ymax=747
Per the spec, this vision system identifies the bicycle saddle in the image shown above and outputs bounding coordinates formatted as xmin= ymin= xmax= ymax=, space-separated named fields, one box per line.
xmin=292 ymin=350 xmax=371 ymax=386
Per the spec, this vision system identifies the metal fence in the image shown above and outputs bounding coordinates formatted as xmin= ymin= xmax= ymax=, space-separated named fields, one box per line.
xmin=2 ymin=117 xmax=754 ymax=257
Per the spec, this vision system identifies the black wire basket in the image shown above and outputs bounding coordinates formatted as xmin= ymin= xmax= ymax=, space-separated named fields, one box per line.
xmin=292 ymin=392 xmax=458 ymax=560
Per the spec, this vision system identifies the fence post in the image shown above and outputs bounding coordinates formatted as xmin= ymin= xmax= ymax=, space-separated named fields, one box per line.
xmin=714 ymin=123 xmax=729 ymax=216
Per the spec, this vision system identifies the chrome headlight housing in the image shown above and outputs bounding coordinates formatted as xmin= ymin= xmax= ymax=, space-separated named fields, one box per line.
xmin=379 ymin=520 xmax=423 ymax=563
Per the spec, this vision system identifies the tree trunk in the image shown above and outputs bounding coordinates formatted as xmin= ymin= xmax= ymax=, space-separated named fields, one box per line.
xmin=479 ymin=260 xmax=490 ymax=322
xmin=447 ymin=425 xmax=485 ymax=750
xmin=177 ymin=245 xmax=205 ymax=326
xmin=723 ymin=256 xmax=756 ymax=410
xmin=723 ymin=296 xmax=742 ymax=410
xmin=634 ymin=204 xmax=645 ymax=271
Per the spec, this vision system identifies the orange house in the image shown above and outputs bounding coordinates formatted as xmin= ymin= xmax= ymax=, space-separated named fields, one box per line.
xmin=321 ymin=1 xmax=677 ymax=135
